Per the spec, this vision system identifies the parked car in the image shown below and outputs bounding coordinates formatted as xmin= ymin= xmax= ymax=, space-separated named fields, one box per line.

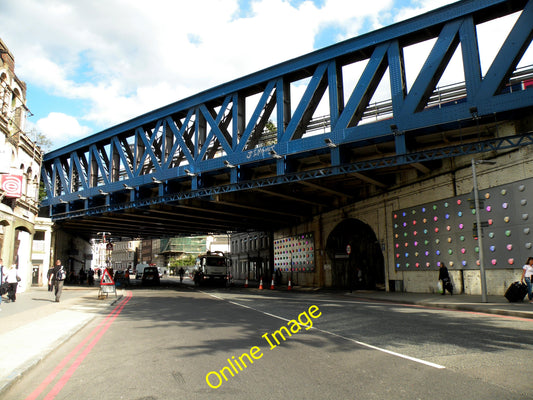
xmin=142 ymin=267 xmax=161 ymax=286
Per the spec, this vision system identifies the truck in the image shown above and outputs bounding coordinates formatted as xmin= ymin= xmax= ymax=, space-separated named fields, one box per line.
xmin=194 ymin=251 xmax=229 ymax=285
xmin=135 ymin=263 xmax=150 ymax=279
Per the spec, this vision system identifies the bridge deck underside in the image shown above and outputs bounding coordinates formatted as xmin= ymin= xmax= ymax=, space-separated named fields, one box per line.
xmin=52 ymin=122 xmax=533 ymax=239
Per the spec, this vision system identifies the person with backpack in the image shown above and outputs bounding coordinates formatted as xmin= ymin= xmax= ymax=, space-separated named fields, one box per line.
xmin=49 ymin=259 xmax=66 ymax=302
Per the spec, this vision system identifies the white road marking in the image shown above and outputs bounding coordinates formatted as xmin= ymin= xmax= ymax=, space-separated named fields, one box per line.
xmin=205 ymin=292 xmax=446 ymax=370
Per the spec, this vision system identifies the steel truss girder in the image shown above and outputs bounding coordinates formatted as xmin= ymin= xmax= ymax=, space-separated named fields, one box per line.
xmin=48 ymin=132 xmax=533 ymax=221
xmin=42 ymin=0 xmax=533 ymax=211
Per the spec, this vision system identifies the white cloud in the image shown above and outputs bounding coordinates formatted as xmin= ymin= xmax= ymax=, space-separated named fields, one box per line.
xmin=35 ymin=112 xmax=92 ymax=150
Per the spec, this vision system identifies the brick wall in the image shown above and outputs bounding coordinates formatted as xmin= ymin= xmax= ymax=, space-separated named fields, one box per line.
xmin=284 ymin=122 xmax=533 ymax=295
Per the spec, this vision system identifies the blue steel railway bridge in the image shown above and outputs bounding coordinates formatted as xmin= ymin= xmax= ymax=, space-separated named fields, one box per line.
xmin=41 ymin=0 xmax=533 ymax=242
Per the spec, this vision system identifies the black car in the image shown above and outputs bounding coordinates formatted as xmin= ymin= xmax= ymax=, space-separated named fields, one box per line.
xmin=141 ymin=267 xmax=161 ymax=286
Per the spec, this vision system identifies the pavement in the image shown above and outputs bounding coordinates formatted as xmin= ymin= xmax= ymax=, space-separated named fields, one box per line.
xmin=1 ymin=281 xmax=533 ymax=397
xmin=0 ymin=284 xmax=124 ymax=396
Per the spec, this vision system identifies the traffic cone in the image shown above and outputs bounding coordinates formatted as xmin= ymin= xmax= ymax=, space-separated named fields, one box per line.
xmin=270 ymin=276 xmax=275 ymax=290
xmin=244 ymin=278 xmax=249 ymax=288
xmin=287 ymin=279 xmax=292 ymax=291
xmin=259 ymin=277 xmax=263 ymax=290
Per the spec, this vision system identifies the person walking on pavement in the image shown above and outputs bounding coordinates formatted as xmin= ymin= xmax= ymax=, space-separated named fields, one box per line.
xmin=5 ymin=263 xmax=20 ymax=302
xmin=520 ymin=256 xmax=533 ymax=303
xmin=49 ymin=259 xmax=66 ymax=302
xmin=0 ymin=258 xmax=4 ymax=309
xmin=88 ymin=268 xmax=95 ymax=286
xmin=275 ymin=268 xmax=282 ymax=285
xmin=178 ymin=267 xmax=185 ymax=283
xmin=47 ymin=266 xmax=54 ymax=291
xmin=438 ymin=262 xmax=453 ymax=295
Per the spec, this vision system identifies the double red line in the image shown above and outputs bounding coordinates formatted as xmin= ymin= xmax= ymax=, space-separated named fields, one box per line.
xmin=25 ymin=291 xmax=133 ymax=400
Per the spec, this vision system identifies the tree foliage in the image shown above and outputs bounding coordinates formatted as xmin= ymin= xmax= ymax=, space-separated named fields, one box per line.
xmin=169 ymin=254 xmax=197 ymax=268
xmin=27 ymin=128 xmax=52 ymax=153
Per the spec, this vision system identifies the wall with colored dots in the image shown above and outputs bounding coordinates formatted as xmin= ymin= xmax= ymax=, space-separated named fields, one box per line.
xmin=393 ymin=179 xmax=532 ymax=271
xmin=274 ymin=233 xmax=315 ymax=272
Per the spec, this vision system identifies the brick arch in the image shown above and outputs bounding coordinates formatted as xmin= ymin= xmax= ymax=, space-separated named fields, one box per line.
xmin=326 ymin=218 xmax=385 ymax=290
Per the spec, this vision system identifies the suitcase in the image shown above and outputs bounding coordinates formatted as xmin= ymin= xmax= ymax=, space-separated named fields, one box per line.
xmin=504 ymin=281 xmax=528 ymax=302
xmin=0 ymin=282 xmax=8 ymax=295
xmin=441 ymin=278 xmax=453 ymax=294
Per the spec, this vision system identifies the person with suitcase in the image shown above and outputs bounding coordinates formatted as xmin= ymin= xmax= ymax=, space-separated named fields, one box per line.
xmin=520 ymin=256 xmax=533 ymax=303
xmin=438 ymin=262 xmax=453 ymax=295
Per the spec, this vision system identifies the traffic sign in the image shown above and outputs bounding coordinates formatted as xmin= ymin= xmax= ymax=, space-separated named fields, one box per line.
xmin=100 ymin=268 xmax=115 ymax=285
xmin=98 ymin=268 xmax=117 ymax=299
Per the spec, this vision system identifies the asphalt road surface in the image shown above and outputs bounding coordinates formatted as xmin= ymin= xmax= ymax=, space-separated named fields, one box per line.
xmin=5 ymin=280 xmax=533 ymax=400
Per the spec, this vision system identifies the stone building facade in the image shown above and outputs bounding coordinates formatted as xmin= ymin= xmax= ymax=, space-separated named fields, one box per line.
xmin=110 ymin=239 xmax=140 ymax=271
xmin=0 ymin=38 xmax=52 ymax=290
xmin=230 ymin=232 xmax=272 ymax=281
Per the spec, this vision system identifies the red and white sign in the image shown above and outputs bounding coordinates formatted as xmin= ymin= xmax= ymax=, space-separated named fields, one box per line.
xmin=100 ymin=268 xmax=115 ymax=286
xmin=0 ymin=174 xmax=23 ymax=198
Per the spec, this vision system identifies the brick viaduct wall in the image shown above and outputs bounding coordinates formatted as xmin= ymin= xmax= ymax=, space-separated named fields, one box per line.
xmin=278 ymin=121 xmax=533 ymax=295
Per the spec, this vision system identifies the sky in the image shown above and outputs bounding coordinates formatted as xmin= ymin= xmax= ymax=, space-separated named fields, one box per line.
xmin=1 ymin=0 xmax=531 ymax=151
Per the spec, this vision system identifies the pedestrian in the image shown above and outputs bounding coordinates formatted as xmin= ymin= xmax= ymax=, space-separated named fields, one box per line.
xmin=178 ymin=267 xmax=185 ymax=283
xmin=49 ymin=259 xmax=66 ymax=302
xmin=0 ymin=258 xmax=4 ymax=309
xmin=47 ymin=266 xmax=54 ymax=291
xmin=438 ymin=262 xmax=453 ymax=295
xmin=5 ymin=263 xmax=20 ymax=302
xmin=275 ymin=268 xmax=282 ymax=285
xmin=520 ymin=256 xmax=533 ymax=303
xmin=88 ymin=268 xmax=95 ymax=286
xmin=79 ymin=268 xmax=87 ymax=285
xmin=193 ymin=269 xmax=203 ymax=286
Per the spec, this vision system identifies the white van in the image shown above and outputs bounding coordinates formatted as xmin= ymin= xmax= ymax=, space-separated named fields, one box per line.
xmin=135 ymin=263 xmax=149 ymax=279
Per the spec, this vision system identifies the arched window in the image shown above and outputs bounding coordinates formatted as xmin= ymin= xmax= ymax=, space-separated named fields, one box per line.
xmin=11 ymin=88 xmax=22 ymax=128
xmin=24 ymin=167 xmax=32 ymax=199
xmin=33 ymin=174 xmax=39 ymax=202
xmin=24 ymin=167 xmax=31 ymax=198
xmin=0 ymin=72 xmax=7 ymax=117
xmin=11 ymin=88 xmax=17 ymax=109
xmin=19 ymin=164 xmax=26 ymax=198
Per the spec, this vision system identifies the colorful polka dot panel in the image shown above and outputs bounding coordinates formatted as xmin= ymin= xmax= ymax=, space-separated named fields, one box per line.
xmin=393 ymin=180 xmax=532 ymax=270
xmin=274 ymin=233 xmax=315 ymax=272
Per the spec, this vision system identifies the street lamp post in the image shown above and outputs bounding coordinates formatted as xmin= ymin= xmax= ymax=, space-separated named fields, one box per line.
xmin=290 ymin=250 xmax=293 ymax=286
xmin=471 ymin=159 xmax=496 ymax=303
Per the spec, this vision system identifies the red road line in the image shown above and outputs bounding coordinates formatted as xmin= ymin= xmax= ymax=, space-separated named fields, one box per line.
xmin=24 ymin=291 xmax=132 ymax=400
